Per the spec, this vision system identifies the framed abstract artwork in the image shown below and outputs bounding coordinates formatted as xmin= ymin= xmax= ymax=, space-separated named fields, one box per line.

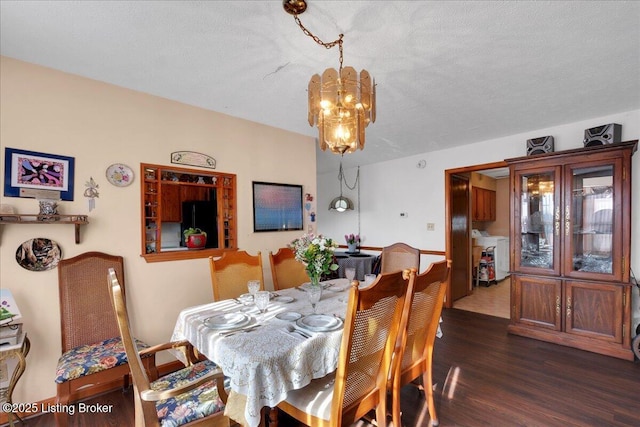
xmin=252 ymin=181 xmax=303 ymax=232
xmin=3 ymin=148 xmax=75 ymax=200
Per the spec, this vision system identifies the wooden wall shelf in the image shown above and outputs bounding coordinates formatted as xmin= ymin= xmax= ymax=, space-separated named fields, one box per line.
xmin=0 ymin=214 xmax=89 ymax=244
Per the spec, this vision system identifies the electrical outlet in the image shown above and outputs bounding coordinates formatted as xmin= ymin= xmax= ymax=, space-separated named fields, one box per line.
xmin=427 ymin=223 xmax=435 ymax=231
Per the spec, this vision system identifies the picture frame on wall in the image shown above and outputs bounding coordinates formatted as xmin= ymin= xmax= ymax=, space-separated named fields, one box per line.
xmin=3 ymin=147 xmax=75 ymax=201
xmin=252 ymin=181 xmax=303 ymax=232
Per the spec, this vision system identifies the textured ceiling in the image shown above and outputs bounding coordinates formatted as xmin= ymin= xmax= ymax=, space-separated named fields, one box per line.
xmin=1 ymin=1 xmax=639 ymax=174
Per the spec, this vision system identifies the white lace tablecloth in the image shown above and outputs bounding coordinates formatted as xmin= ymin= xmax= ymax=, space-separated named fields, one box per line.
xmin=171 ymin=278 xmax=351 ymax=427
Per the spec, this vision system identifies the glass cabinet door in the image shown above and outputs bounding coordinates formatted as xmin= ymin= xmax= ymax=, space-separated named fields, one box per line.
xmin=564 ymin=160 xmax=621 ymax=281
xmin=512 ymin=167 xmax=561 ymax=275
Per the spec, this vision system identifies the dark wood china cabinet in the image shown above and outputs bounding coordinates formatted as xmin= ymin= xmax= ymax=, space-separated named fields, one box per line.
xmin=506 ymin=140 xmax=637 ymax=360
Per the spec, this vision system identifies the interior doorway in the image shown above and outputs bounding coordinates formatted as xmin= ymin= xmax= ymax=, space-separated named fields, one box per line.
xmin=444 ymin=161 xmax=508 ymax=312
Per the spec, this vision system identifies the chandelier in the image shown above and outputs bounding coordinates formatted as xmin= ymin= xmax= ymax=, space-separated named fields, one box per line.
xmin=283 ymin=0 xmax=376 ymax=155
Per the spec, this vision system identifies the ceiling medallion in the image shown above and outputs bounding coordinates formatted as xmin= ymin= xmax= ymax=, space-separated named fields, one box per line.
xmin=283 ymin=0 xmax=376 ymax=155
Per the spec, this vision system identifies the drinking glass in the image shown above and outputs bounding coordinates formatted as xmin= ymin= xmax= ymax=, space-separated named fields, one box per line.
xmin=344 ymin=267 xmax=356 ymax=281
xmin=364 ymin=274 xmax=377 ymax=286
xmin=254 ymin=291 xmax=270 ymax=314
xmin=247 ymin=280 xmax=260 ymax=300
xmin=307 ymin=286 xmax=322 ymax=314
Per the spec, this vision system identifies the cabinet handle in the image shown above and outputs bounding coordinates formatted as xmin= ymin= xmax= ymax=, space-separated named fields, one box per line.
xmin=566 ymin=297 xmax=571 ymax=317
xmin=554 ymin=206 xmax=560 ymax=236
xmin=555 ymin=296 xmax=560 ymax=315
xmin=565 ymin=205 xmax=570 ymax=236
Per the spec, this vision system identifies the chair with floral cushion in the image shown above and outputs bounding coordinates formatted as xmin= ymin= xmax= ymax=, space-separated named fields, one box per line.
xmin=209 ymin=251 xmax=264 ymax=301
xmin=109 ymin=268 xmax=230 ymax=427
xmin=276 ymin=269 xmax=416 ymax=427
xmin=55 ymin=252 xmax=157 ymax=427
xmin=269 ymin=247 xmax=309 ymax=291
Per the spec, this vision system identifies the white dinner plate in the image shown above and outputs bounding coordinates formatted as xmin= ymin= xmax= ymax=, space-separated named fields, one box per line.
xmin=296 ymin=314 xmax=343 ymax=332
xmin=204 ymin=313 xmax=252 ymax=330
xmin=275 ymin=311 xmax=302 ymax=321
xmin=273 ymin=296 xmax=295 ymax=304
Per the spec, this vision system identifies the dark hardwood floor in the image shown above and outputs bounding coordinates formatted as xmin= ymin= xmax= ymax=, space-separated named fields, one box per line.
xmin=11 ymin=309 xmax=640 ymax=427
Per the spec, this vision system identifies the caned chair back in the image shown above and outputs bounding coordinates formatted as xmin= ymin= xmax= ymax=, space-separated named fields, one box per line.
xmin=58 ymin=251 xmax=124 ymax=353
xmin=380 ymin=242 xmax=420 ymax=274
xmin=277 ymin=270 xmax=415 ymax=427
xmin=269 ymin=247 xmax=309 ymax=290
xmin=391 ymin=259 xmax=451 ymax=427
xmin=209 ymin=251 xmax=264 ymax=301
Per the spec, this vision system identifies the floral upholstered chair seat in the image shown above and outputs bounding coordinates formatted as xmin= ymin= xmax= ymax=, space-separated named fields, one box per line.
xmin=55 ymin=336 xmax=150 ymax=383
xmin=152 ymin=360 xmax=226 ymax=427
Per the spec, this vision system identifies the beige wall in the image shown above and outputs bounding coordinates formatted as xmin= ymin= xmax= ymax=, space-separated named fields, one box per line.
xmin=0 ymin=57 xmax=317 ymax=404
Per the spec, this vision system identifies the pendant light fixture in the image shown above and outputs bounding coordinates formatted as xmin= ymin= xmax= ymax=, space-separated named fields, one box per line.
xmin=329 ymin=162 xmax=359 ymax=212
xmin=283 ymin=0 xmax=376 ymax=155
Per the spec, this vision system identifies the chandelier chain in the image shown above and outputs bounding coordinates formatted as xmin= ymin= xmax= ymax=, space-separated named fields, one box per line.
xmin=293 ymin=14 xmax=344 ymax=71
xmin=339 ymin=162 xmax=359 ymax=191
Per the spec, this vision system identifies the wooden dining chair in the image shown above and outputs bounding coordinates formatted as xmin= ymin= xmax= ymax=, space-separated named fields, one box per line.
xmin=108 ymin=268 xmax=230 ymax=427
xmin=269 ymin=247 xmax=309 ymax=291
xmin=209 ymin=250 xmax=264 ymax=301
xmin=55 ymin=252 xmax=156 ymax=427
xmin=391 ymin=259 xmax=451 ymax=427
xmin=380 ymin=242 xmax=420 ymax=274
xmin=277 ymin=269 xmax=417 ymax=427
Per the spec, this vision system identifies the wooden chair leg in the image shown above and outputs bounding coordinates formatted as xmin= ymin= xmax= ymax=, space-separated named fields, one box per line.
xmin=55 ymin=382 xmax=70 ymax=427
xmin=422 ymin=358 xmax=438 ymax=426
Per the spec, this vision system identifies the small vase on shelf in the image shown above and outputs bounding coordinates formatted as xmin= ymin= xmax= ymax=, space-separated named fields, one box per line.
xmin=347 ymin=243 xmax=358 ymax=253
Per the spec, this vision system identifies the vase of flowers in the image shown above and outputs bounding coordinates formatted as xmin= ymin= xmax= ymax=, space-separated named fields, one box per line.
xmin=345 ymin=233 xmax=360 ymax=253
xmin=290 ymin=233 xmax=339 ymax=287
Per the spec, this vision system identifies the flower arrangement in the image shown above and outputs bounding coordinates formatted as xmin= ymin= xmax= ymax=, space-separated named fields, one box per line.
xmin=289 ymin=234 xmax=339 ymax=286
xmin=345 ymin=234 xmax=360 ymax=245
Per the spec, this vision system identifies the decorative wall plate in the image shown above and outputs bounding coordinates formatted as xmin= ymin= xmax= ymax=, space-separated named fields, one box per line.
xmin=106 ymin=163 xmax=134 ymax=187
xmin=16 ymin=238 xmax=62 ymax=271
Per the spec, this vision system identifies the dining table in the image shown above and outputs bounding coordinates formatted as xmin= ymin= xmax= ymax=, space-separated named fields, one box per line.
xmin=334 ymin=251 xmax=377 ymax=280
xmin=170 ymin=278 xmax=352 ymax=427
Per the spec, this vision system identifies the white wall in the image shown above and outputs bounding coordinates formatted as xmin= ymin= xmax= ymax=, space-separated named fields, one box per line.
xmin=0 ymin=57 xmax=317 ymax=404
xmin=317 ymin=109 xmax=640 ymax=323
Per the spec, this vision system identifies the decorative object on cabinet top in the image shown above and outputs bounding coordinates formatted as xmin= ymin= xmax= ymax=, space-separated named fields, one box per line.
xmin=105 ymin=163 xmax=134 ymax=187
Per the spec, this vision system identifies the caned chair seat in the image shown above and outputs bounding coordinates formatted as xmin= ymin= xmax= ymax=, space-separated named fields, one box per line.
xmin=55 ymin=336 xmax=150 ymax=384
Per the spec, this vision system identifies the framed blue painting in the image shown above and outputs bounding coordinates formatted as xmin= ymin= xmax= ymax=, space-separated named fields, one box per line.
xmin=4 ymin=148 xmax=75 ymax=201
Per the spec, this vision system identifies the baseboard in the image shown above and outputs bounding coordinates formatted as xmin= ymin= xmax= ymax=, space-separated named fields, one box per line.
xmin=0 ymin=359 xmax=185 ymax=425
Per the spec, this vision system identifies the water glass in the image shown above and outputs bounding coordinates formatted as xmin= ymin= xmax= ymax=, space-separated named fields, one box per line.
xmin=254 ymin=291 xmax=270 ymax=314
xmin=364 ymin=274 xmax=377 ymax=286
xmin=307 ymin=286 xmax=322 ymax=314
xmin=345 ymin=267 xmax=356 ymax=281
xmin=247 ymin=280 xmax=261 ymax=298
